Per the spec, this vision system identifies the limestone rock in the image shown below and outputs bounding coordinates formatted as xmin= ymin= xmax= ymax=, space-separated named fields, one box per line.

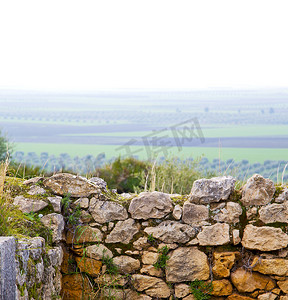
xmin=131 ymin=274 xmax=171 ymax=298
xmin=43 ymin=173 xmax=103 ymax=197
xmin=212 ymin=252 xmax=237 ymax=278
xmin=25 ymin=237 xmax=45 ymax=261
xmin=228 ymin=295 xmax=255 ymax=300
xmin=73 ymin=197 xmax=89 ymax=209
xmin=133 ymin=237 xmax=150 ymax=251
xmin=75 ymin=256 xmax=102 ymax=277
xmin=183 ymin=295 xmax=196 ymax=300
xmin=140 ymin=265 xmax=163 ymax=277
xmin=213 ymin=202 xmax=242 ymax=224
xmin=241 ymin=174 xmax=275 ymax=206
xmin=47 ymin=246 xmax=63 ymax=267
xmin=23 ymin=176 xmax=43 ymax=185
xmin=41 ymin=213 xmax=65 ymax=243
xmin=86 ymin=244 xmax=113 ymax=260
xmin=105 ymin=218 xmax=139 ymax=244
xmin=125 ymin=250 xmax=139 ymax=255
xmin=13 ymin=195 xmax=48 ymax=213
xmin=89 ymin=198 xmax=128 ymax=223
xmin=197 ymin=223 xmax=230 ymax=246
xmin=124 ymin=289 xmax=152 ymax=300
xmin=242 ymin=225 xmax=288 ymax=251
xmin=158 ymin=243 xmax=178 ymax=250
xmin=113 ymin=256 xmax=140 ymax=274
xmin=278 ymin=279 xmax=288 ymax=292
xmin=128 ymin=191 xmax=173 ymax=219
xmin=175 ymin=284 xmax=191 ymax=298
xmin=211 ymin=279 xmax=233 ymax=296
xmin=88 ymin=177 xmax=107 ymax=190
xmin=80 ymin=211 xmax=93 ymax=223
xmin=258 ymin=293 xmax=278 ymax=300
xmin=252 ymin=257 xmax=288 ymax=276
xmin=275 ymin=188 xmax=288 ymax=203
xmin=100 ymin=288 xmax=125 ymax=299
xmin=28 ymin=185 xmax=46 ymax=195
xmin=144 ymin=221 xmax=195 ymax=243
xmin=95 ymin=274 xmax=128 ymax=286
xmin=142 ymin=251 xmax=159 ymax=265
xmin=47 ymin=196 xmax=62 ymax=213
xmin=189 ymin=176 xmax=235 ymax=204
xmin=182 ymin=202 xmax=209 ymax=224
xmin=259 ymin=203 xmax=288 ymax=223
xmin=66 ymin=225 xmax=103 ymax=244
xmin=61 ymin=273 xmax=93 ymax=300
xmin=173 ymin=204 xmax=183 ymax=220
xmin=230 ymin=268 xmax=276 ymax=292
xmin=166 ymin=247 xmax=210 ymax=282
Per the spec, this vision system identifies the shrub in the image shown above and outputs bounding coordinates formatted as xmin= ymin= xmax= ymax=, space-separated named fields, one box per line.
xmin=96 ymin=157 xmax=149 ymax=193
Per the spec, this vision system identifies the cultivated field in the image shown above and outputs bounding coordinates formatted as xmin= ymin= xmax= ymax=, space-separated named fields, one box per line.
xmin=1 ymin=89 xmax=288 ymax=181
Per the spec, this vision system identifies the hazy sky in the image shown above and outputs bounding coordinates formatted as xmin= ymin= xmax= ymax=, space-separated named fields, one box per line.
xmin=0 ymin=0 xmax=287 ymax=92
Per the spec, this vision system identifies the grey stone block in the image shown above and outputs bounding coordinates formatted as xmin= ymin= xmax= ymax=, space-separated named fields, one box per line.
xmin=0 ymin=237 xmax=16 ymax=300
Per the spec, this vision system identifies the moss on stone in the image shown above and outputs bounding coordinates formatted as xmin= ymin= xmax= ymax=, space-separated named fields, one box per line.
xmin=272 ymin=184 xmax=284 ymax=201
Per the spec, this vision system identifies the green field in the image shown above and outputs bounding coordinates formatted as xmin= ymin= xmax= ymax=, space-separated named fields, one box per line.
xmin=15 ymin=142 xmax=288 ymax=164
xmin=59 ymin=124 xmax=288 ymax=138
xmin=2 ymin=89 xmax=288 ymax=168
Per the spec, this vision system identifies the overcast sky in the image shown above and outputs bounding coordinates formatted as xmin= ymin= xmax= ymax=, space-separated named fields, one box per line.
xmin=0 ymin=0 xmax=287 ymax=92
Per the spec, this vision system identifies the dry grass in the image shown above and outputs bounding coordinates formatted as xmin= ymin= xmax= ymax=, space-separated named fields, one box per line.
xmin=0 ymin=157 xmax=9 ymax=197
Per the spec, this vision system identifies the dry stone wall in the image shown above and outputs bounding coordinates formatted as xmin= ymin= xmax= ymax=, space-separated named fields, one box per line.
xmin=9 ymin=173 xmax=288 ymax=299
xmin=15 ymin=237 xmax=63 ymax=299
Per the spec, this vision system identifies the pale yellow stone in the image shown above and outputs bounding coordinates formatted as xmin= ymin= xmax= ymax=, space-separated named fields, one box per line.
xmin=131 ymin=274 xmax=171 ymax=298
xmin=231 ymin=268 xmax=276 ymax=293
xmin=278 ymin=279 xmax=288 ymax=293
xmin=140 ymin=265 xmax=163 ymax=277
xmin=141 ymin=251 xmax=159 ymax=265
xmin=252 ymin=257 xmax=288 ymax=276
xmin=174 ymin=284 xmax=190 ymax=298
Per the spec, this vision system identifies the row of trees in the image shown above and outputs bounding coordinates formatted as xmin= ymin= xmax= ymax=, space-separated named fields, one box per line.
xmin=1 ymin=130 xmax=288 ymax=191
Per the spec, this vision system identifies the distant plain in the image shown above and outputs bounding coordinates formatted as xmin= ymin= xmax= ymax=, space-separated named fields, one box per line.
xmin=1 ymin=89 xmax=288 ymax=164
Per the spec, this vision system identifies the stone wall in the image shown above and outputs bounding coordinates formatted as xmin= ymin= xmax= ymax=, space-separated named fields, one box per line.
xmin=9 ymin=173 xmax=288 ymax=299
xmin=15 ymin=237 xmax=62 ymax=299
xmin=0 ymin=237 xmax=15 ymax=300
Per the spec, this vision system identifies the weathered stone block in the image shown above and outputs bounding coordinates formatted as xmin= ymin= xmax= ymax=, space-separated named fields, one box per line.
xmin=166 ymin=247 xmax=209 ymax=282
xmin=197 ymin=223 xmax=230 ymax=246
xmin=131 ymin=274 xmax=171 ymax=298
xmin=189 ymin=176 xmax=235 ymax=204
xmin=242 ymin=224 xmax=288 ymax=251
xmin=105 ymin=218 xmax=139 ymax=244
xmin=89 ymin=198 xmax=128 ymax=223
xmin=43 ymin=173 xmax=103 ymax=197
xmin=241 ymin=174 xmax=275 ymax=206
xmin=230 ymin=268 xmax=275 ymax=292
xmin=128 ymin=191 xmax=173 ymax=219
xmin=182 ymin=202 xmax=209 ymax=224
xmin=144 ymin=220 xmax=195 ymax=243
